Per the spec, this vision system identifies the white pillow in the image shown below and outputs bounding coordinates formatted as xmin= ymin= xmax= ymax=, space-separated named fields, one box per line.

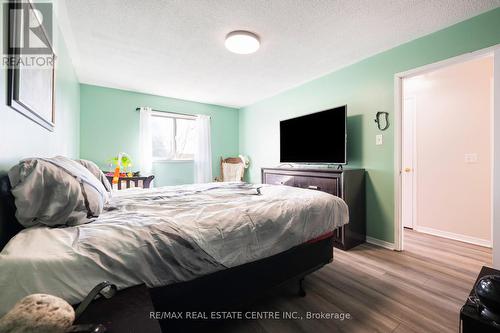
xmin=8 ymin=156 xmax=108 ymax=227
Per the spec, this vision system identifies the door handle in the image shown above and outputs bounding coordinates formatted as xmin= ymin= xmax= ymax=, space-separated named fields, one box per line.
xmin=404 ymin=167 xmax=412 ymax=173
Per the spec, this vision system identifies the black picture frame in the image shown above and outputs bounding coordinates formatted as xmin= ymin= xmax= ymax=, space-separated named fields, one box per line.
xmin=6 ymin=0 xmax=56 ymax=131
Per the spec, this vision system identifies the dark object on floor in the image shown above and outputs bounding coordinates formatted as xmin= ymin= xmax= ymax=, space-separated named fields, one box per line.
xmin=461 ymin=266 xmax=500 ymax=333
xmin=74 ymin=284 xmax=161 ymax=333
xmin=261 ymin=167 xmax=366 ymax=250
xmin=475 ymin=274 xmax=500 ymax=323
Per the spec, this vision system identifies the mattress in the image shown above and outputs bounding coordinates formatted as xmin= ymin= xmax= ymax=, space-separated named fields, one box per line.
xmin=0 ymin=182 xmax=348 ymax=315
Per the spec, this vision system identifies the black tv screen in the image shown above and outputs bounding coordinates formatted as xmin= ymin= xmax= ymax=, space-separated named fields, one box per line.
xmin=280 ymin=105 xmax=346 ymax=164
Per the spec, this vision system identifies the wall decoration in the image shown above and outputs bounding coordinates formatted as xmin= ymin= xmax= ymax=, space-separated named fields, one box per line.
xmin=6 ymin=0 xmax=56 ymax=131
xmin=374 ymin=111 xmax=390 ymax=131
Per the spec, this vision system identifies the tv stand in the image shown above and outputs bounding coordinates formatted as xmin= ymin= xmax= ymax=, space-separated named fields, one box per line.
xmin=278 ymin=163 xmax=344 ymax=170
xmin=261 ymin=167 xmax=366 ymax=250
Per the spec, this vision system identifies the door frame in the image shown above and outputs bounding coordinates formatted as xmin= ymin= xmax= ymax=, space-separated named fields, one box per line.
xmin=401 ymin=95 xmax=417 ymax=230
xmin=394 ymin=44 xmax=500 ymax=252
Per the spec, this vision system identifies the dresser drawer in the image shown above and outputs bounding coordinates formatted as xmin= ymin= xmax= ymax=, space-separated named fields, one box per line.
xmin=263 ymin=173 xmax=295 ymax=186
xmin=294 ymin=176 xmax=340 ymax=196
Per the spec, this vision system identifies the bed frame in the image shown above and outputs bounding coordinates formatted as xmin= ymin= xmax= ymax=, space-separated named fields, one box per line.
xmin=0 ymin=175 xmax=23 ymax=249
xmin=0 ymin=174 xmax=335 ymax=332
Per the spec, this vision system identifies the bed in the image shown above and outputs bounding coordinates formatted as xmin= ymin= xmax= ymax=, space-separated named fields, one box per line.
xmin=0 ymin=174 xmax=348 ymax=330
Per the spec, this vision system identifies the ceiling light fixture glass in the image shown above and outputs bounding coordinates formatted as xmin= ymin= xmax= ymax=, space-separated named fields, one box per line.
xmin=225 ymin=31 xmax=260 ymax=54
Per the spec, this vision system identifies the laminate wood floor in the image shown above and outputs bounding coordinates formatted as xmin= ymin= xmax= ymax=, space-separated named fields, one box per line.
xmin=219 ymin=229 xmax=492 ymax=333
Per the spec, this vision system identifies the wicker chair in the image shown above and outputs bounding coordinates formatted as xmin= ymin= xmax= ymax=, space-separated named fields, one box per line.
xmin=216 ymin=157 xmax=245 ymax=182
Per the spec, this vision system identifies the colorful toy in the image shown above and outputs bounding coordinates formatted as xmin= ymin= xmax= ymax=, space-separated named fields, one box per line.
xmin=108 ymin=153 xmax=133 ymax=183
xmin=112 ymin=153 xmax=122 ymax=184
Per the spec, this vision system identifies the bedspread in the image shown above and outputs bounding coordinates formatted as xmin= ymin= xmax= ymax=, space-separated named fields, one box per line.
xmin=0 ymin=182 xmax=348 ymax=315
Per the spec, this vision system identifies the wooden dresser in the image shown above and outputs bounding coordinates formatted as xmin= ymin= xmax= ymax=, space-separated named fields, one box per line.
xmin=261 ymin=167 xmax=366 ymax=250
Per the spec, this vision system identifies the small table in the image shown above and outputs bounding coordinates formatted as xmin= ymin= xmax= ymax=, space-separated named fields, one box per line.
xmin=104 ymin=173 xmax=155 ymax=190
xmin=75 ymin=284 xmax=161 ymax=333
xmin=460 ymin=266 xmax=500 ymax=333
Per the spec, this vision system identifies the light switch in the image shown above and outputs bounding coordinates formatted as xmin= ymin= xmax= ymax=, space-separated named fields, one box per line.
xmin=464 ymin=153 xmax=478 ymax=164
xmin=376 ymin=134 xmax=383 ymax=145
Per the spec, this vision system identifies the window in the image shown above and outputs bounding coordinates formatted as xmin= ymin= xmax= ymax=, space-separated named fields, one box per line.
xmin=151 ymin=113 xmax=196 ymax=161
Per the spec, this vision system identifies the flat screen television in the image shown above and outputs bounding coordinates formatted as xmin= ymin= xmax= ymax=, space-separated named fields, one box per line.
xmin=280 ymin=105 xmax=347 ymax=164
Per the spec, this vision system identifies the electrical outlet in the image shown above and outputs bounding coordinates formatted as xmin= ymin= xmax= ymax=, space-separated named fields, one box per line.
xmin=376 ymin=134 xmax=383 ymax=145
xmin=464 ymin=153 xmax=478 ymax=164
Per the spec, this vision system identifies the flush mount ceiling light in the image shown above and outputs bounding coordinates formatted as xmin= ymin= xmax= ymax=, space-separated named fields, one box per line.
xmin=225 ymin=31 xmax=260 ymax=54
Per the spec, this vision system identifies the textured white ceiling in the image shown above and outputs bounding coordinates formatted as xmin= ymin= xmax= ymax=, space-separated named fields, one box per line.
xmin=58 ymin=0 xmax=499 ymax=108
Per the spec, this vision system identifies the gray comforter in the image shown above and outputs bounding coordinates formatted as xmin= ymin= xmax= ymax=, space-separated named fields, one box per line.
xmin=0 ymin=182 xmax=348 ymax=316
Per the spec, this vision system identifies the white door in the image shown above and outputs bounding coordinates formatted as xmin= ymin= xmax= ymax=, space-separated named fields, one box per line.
xmin=402 ymin=96 xmax=416 ymax=229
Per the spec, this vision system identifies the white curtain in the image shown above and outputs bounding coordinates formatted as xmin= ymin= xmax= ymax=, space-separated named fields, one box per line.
xmin=194 ymin=115 xmax=212 ymax=183
xmin=139 ymin=107 xmax=153 ymax=177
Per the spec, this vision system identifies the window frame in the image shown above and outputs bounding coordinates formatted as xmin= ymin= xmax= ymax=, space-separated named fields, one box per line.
xmin=150 ymin=111 xmax=196 ymax=162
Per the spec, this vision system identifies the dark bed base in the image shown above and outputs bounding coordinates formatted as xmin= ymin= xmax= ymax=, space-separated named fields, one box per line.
xmin=150 ymin=235 xmax=334 ymax=332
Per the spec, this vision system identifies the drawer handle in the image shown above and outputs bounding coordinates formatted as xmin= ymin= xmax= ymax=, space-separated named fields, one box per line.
xmin=307 ymin=185 xmax=320 ymax=190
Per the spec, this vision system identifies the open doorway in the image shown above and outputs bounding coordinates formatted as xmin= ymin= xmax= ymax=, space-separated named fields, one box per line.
xmin=395 ymin=48 xmax=497 ymax=252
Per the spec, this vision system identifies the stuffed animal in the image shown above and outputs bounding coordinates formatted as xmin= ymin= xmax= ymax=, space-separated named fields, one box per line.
xmin=0 ymin=294 xmax=75 ymax=333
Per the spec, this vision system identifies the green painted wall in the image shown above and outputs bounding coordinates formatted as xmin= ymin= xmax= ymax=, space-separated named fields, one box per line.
xmin=79 ymin=84 xmax=239 ymax=186
xmin=0 ymin=0 xmax=80 ymax=172
xmin=239 ymin=8 xmax=500 ymax=243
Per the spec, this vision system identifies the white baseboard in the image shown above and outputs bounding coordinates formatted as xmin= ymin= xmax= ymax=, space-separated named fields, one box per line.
xmin=366 ymin=236 xmax=396 ymax=250
xmin=414 ymin=226 xmax=492 ymax=248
